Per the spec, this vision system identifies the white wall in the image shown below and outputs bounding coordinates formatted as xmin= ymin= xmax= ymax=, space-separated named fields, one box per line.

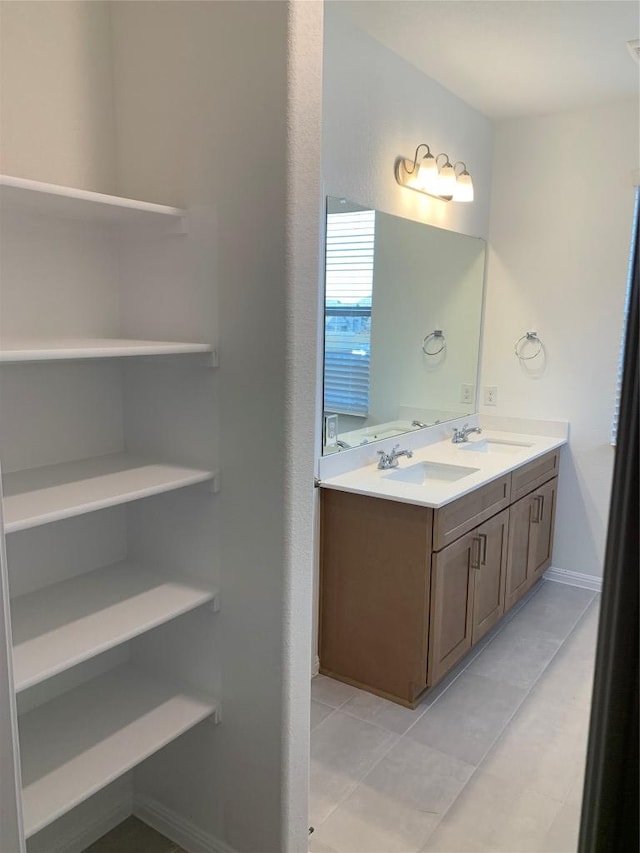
xmin=322 ymin=3 xmax=493 ymax=238
xmin=481 ymin=98 xmax=639 ymax=579
xmin=282 ymin=1 xmax=323 ymax=847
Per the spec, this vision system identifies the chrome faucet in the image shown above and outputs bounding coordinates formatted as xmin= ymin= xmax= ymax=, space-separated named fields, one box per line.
xmin=377 ymin=444 xmax=414 ymax=469
xmin=451 ymin=424 xmax=482 ymax=444
xmin=412 ymin=420 xmax=428 ymax=429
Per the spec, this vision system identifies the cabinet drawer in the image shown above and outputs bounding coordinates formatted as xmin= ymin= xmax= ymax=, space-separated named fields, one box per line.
xmin=433 ymin=475 xmax=511 ymax=551
xmin=511 ymin=450 xmax=560 ymax=502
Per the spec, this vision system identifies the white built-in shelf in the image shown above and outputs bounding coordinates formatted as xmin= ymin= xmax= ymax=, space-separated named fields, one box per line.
xmin=2 ymin=454 xmax=217 ymax=533
xmin=11 ymin=562 xmax=219 ymax=692
xmin=0 ymin=338 xmax=214 ymax=363
xmin=19 ymin=664 xmax=218 ymax=837
xmin=0 ymin=174 xmax=185 ymax=227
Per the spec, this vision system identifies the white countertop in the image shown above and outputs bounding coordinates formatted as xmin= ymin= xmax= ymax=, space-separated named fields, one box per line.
xmin=319 ymin=429 xmax=567 ymax=509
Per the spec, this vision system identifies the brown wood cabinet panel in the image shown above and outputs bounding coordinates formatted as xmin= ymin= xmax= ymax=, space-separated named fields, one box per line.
xmin=319 ymin=490 xmax=433 ymax=705
xmin=505 ymin=477 xmax=558 ymax=612
xmin=428 ymin=532 xmax=475 ymax=686
xmin=433 ymin=475 xmax=511 ymax=551
xmin=471 ymin=508 xmax=509 ymax=644
xmin=504 ymin=493 xmax=535 ymax=612
xmin=528 ymin=477 xmax=557 ymax=583
xmin=511 ymin=450 xmax=559 ymax=502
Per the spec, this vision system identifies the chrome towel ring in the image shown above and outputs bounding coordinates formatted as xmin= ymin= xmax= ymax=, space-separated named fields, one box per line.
xmin=422 ymin=329 xmax=446 ymax=355
xmin=515 ymin=331 xmax=543 ymax=360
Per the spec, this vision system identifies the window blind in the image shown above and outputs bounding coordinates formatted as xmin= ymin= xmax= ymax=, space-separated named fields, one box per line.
xmin=611 ymin=187 xmax=639 ymax=445
xmin=324 ymin=209 xmax=375 ymax=417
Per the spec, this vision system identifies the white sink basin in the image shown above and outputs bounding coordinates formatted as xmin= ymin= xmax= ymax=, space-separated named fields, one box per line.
xmin=458 ymin=438 xmax=534 ymax=454
xmin=383 ymin=461 xmax=480 ymax=484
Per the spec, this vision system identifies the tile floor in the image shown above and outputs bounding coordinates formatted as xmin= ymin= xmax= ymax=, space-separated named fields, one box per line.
xmin=310 ymin=580 xmax=599 ymax=853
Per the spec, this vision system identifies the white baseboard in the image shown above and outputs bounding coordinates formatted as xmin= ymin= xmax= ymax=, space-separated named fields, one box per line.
xmin=544 ymin=566 xmax=603 ymax=593
xmin=29 ymin=793 xmax=132 ymax=853
xmin=312 ymin=655 xmax=320 ymax=677
xmin=134 ymin=793 xmax=236 ymax=853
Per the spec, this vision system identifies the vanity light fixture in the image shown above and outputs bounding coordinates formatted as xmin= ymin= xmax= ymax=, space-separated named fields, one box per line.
xmin=395 ymin=144 xmax=475 ymax=203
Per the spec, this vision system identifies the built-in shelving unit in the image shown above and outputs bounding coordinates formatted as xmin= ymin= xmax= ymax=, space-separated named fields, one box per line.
xmin=2 ymin=454 xmax=217 ymax=533
xmin=1 ymin=162 xmax=221 ymax=846
xmin=0 ymin=174 xmax=185 ymax=227
xmin=11 ymin=562 xmax=219 ymax=691
xmin=0 ymin=338 xmax=214 ymax=363
xmin=19 ymin=664 xmax=218 ymax=838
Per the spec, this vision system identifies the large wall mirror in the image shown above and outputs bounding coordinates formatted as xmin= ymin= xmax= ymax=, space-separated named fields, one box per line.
xmin=322 ymin=197 xmax=486 ymax=454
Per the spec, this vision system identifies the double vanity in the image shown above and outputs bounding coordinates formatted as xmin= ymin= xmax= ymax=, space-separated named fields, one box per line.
xmin=318 ymin=426 xmax=566 ymax=707
xmin=319 ymin=195 xmax=566 ymax=708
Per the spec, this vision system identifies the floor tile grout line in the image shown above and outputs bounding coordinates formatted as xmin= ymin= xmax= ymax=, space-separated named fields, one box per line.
xmin=311 ymin=582 xmax=554 ymax=744
xmin=398 ymin=585 xmax=545 ymax=741
xmin=405 ymin=584 xmax=598 ymax=752
xmin=338 ymin=704 xmax=429 ymax=736
xmin=408 ymin=586 xmax=598 ymax=847
xmin=421 ymin=589 xmax=598 ymax=840
xmin=310 ymin=706 xmax=338 ymax=734
xmin=311 ymin=687 xmax=357 ymax=712
xmin=311 ymin=583 xmax=597 ymax=847
xmin=311 ymin=728 xmax=401 ymax=829
xmin=414 ymin=598 xmax=596 ymax=852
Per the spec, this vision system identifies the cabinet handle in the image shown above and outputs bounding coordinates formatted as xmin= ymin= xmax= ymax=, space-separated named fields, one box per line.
xmin=479 ymin=533 xmax=488 ymax=566
xmin=539 ymin=494 xmax=545 ymax=522
xmin=471 ymin=536 xmax=482 ymax=570
xmin=531 ymin=495 xmax=543 ymax=524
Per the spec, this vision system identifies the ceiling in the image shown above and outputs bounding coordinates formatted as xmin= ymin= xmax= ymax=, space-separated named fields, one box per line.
xmin=337 ymin=0 xmax=640 ymax=118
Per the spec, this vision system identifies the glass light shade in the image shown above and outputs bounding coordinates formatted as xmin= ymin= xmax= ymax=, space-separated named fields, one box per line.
xmin=453 ymin=172 xmax=474 ymax=202
xmin=437 ymin=163 xmax=456 ymax=198
xmin=417 ymin=155 xmax=439 ymax=192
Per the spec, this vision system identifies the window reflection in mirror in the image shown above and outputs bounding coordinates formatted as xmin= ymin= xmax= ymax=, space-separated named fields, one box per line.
xmin=322 ymin=197 xmax=486 ymax=455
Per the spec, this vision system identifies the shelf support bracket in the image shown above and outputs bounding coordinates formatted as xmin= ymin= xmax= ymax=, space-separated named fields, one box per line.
xmin=205 ymin=469 xmax=221 ymax=494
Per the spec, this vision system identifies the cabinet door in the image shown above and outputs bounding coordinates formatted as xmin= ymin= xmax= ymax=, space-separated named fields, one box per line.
xmin=528 ymin=477 xmax=557 ymax=583
xmin=428 ymin=531 xmax=475 ymax=687
xmin=471 ymin=509 xmax=509 ymax=644
xmin=504 ymin=493 xmax=536 ymax=612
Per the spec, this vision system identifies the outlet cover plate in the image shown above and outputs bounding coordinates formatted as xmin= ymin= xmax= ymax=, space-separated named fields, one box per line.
xmin=461 ymin=384 xmax=474 ymax=404
xmin=484 ymin=386 xmax=498 ymax=406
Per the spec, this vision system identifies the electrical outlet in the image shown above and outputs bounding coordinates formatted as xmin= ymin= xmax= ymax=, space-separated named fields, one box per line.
xmin=324 ymin=414 xmax=338 ymax=446
xmin=484 ymin=386 xmax=498 ymax=406
xmin=461 ymin=384 xmax=474 ymax=404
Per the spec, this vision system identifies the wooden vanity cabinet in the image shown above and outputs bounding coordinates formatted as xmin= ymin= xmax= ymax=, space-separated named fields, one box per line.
xmin=505 ymin=476 xmax=558 ymax=611
xmin=319 ymin=449 xmax=560 ymax=707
